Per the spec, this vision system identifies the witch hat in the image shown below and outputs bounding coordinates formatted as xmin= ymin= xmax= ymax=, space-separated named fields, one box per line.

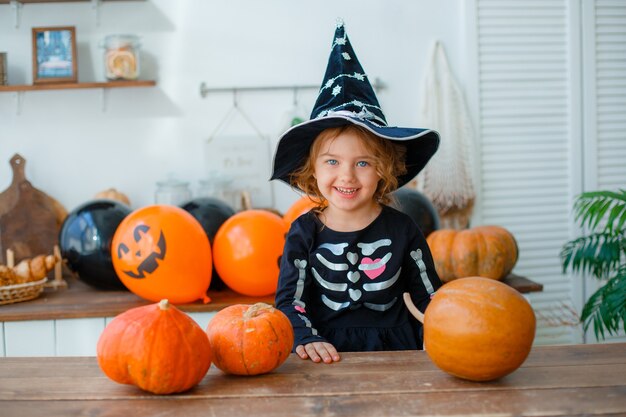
xmin=271 ymin=20 xmax=439 ymax=189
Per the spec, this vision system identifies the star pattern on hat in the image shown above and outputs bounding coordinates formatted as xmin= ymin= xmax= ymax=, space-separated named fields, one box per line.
xmin=334 ymin=36 xmax=347 ymax=47
xmin=320 ymin=72 xmax=368 ymax=93
xmin=315 ymin=100 xmax=386 ymax=126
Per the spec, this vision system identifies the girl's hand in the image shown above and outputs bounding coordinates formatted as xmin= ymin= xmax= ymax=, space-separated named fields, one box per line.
xmin=296 ymin=342 xmax=340 ymax=363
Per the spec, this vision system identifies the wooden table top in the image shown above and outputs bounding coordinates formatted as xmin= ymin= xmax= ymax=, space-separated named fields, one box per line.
xmin=0 ymin=273 xmax=542 ymax=322
xmin=0 ymin=343 xmax=623 ymax=417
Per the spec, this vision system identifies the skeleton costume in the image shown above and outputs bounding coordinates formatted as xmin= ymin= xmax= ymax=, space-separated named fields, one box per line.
xmin=275 ymin=206 xmax=440 ymax=351
xmin=271 ymin=20 xmax=442 ymax=352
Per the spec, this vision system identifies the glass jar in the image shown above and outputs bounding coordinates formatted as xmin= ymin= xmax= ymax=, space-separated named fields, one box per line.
xmin=197 ymin=172 xmax=237 ymax=208
xmin=155 ymin=178 xmax=191 ymax=206
xmin=102 ymin=34 xmax=141 ymax=81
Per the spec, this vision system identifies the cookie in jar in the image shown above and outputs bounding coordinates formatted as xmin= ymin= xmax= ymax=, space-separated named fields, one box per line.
xmin=103 ymin=34 xmax=141 ymax=80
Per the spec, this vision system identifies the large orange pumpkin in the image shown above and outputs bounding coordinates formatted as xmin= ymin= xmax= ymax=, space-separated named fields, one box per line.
xmin=206 ymin=303 xmax=294 ymax=375
xmin=426 ymin=225 xmax=518 ymax=282
xmin=97 ymin=299 xmax=212 ymax=394
xmin=404 ymin=277 xmax=535 ymax=381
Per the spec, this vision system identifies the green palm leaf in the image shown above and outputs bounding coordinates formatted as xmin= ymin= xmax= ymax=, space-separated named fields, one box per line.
xmin=561 ymin=189 xmax=626 ymax=340
xmin=573 ymin=189 xmax=626 ymax=232
xmin=560 ymin=231 xmax=622 ymax=279
xmin=581 ymin=266 xmax=626 ymax=340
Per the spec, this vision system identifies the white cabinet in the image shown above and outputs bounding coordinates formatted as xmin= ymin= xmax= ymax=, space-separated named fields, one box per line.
xmin=55 ymin=318 xmax=106 ymax=357
xmin=1 ymin=312 xmax=217 ymax=357
xmin=0 ymin=324 xmax=4 ymax=356
xmin=4 ymin=320 xmax=55 ymax=356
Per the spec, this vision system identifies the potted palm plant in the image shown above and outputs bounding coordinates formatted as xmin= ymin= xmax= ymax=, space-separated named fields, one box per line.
xmin=560 ymin=189 xmax=626 ymax=340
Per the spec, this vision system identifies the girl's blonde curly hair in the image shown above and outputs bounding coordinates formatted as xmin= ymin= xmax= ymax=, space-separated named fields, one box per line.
xmin=289 ymin=124 xmax=407 ymax=210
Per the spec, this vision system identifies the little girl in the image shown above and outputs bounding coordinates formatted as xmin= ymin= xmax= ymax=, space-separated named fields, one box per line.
xmin=271 ymin=21 xmax=442 ymax=363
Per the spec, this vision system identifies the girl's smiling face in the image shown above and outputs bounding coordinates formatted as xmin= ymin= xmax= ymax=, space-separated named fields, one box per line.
xmin=313 ymin=129 xmax=381 ymax=218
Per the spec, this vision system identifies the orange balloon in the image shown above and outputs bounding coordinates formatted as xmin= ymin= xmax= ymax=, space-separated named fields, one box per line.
xmin=111 ymin=205 xmax=212 ymax=304
xmin=213 ymin=210 xmax=288 ymax=296
xmin=283 ymin=196 xmax=321 ymax=225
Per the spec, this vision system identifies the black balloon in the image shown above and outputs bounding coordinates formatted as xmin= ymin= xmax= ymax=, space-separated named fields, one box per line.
xmin=391 ymin=188 xmax=440 ymax=237
xmin=181 ymin=197 xmax=236 ymax=291
xmin=59 ymin=199 xmax=131 ymax=290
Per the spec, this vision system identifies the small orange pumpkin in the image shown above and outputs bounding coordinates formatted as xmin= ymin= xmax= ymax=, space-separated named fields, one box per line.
xmin=404 ymin=277 xmax=535 ymax=381
xmin=426 ymin=225 xmax=518 ymax=281
xmin=97 ymin=299 xmax=212 ymax=394
xmin=94 ymin=188 xmax=131 ymax=206
xmin=206 ymin=303 xmax=294 ymax=375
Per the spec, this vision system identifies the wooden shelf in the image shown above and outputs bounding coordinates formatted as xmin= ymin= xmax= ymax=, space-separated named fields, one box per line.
xmin=1 ymin=0 xmax=145 ymax=28
xmin=0 ymin=276 xmax=274 ymax=322
xmin=0 ymin=80 xmax=156 ymax=93
xmin=0 ymin=0 xmax=137 ymax=4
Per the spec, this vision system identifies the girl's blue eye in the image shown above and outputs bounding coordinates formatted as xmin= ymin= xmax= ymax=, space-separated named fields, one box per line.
xmin=357 ymin=161 xmax=369 ymax=167
xmin=326 ymin=159 xmax=338 ymax=165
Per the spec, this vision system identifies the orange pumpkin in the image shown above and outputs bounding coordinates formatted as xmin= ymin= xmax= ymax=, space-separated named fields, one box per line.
xmin=206 ymin=303 xmax=294 ymax=375
xmin=404 ymin=277 xmax=535 ymax=381
xmin=94 ymin=187 xmax=131 ymax=206
xmin=97 ymin=299 xmax=212 ymax=394
xmin=426 ymin=225 xmax=518 ymax=281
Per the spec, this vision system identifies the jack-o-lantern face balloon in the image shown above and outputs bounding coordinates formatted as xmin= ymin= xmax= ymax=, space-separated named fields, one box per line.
xmin=116 ymin=224 xmax=166 ymax=279
xmin=112 ymin=205 xmax=212 ymax=304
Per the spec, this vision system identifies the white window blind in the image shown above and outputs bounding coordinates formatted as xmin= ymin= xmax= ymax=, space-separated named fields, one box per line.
xmin=475 ymin=0 xmax=580 ymax=344
xmin=592 ymin=0 xmax=626 ymax=191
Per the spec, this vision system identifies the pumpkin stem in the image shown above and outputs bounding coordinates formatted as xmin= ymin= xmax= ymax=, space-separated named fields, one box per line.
xmin=243 ymin=302 xmax=273 ymax=319
xmin=158 ymin=299 xmax=170 ymax=311
xmin=402 ymin=292 xmax=424 ymax=323
xmin=241 ymin=191 xmax=252 ymax=211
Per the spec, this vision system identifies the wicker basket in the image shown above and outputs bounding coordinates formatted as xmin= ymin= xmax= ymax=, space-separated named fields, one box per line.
xmin=0 ymin=278 xmax=47 ymax=305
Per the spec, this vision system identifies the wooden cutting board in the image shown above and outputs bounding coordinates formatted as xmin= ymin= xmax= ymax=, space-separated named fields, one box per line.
xmin=0 ymin=154 xmax=66 ymax=264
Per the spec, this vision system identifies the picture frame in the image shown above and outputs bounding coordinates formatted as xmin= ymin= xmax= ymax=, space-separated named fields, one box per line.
xmin=32 ymin=26 xmax=77 ymax=84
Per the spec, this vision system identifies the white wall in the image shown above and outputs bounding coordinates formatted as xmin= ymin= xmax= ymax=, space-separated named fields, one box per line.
xmin=0 ymin=0 xmax=465 ymax=214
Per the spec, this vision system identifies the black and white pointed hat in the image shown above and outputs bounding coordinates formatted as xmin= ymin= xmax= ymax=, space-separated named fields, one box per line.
xmin=271 ymin=20 xmax=440 ymax=189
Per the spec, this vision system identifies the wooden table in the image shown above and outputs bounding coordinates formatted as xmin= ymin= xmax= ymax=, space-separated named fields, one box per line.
xmin=0 ymin=343 xmax=623 ymax=416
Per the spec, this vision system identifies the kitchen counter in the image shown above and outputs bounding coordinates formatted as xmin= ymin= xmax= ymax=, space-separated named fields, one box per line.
xmin=0 ymin=273 xmax=543 ymax=357
xmin=0 ymin=273 xmax=541 ymax=322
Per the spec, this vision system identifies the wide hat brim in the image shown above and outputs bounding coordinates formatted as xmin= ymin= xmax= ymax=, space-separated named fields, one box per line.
xmin=270 ymin=114 xmax=440 ymax=189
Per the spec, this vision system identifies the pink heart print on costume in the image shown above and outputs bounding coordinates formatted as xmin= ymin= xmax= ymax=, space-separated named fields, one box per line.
xmin=295 ymin=306 xmax=306 ymax=313
xmin=361 ymin=258 xmax=385 ymax=279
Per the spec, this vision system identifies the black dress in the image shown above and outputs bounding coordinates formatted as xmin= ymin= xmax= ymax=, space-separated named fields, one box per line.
xmin=275 ymin=205 xmax=442 ymax=352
